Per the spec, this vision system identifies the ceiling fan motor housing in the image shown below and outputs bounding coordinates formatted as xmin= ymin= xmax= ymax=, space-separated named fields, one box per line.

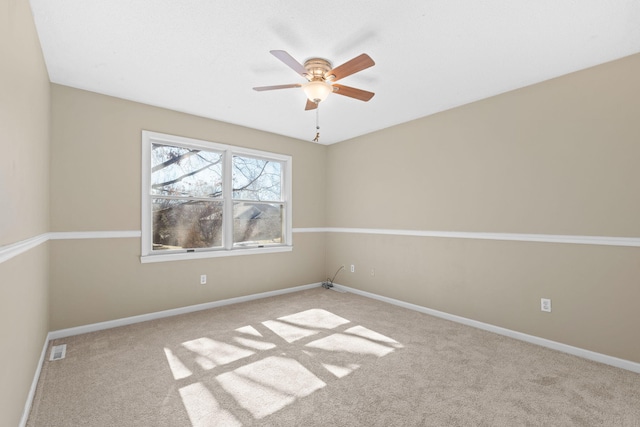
xmin=304 ymin=58 xmax=334 ymax=81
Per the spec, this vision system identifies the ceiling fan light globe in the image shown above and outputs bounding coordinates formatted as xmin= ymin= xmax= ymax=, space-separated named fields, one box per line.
xmin=303 ymin=80 xmax=332 ymax=103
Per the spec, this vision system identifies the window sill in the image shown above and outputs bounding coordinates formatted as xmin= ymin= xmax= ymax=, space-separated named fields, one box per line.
xmin=140 ymin=245 xmax=293 ymax=264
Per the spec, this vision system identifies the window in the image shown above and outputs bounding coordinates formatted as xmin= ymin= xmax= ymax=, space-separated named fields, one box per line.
xmin=141 ymin=131 xmax=292 ymax=262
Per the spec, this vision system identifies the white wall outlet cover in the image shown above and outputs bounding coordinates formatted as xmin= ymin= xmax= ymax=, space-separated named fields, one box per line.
xmin=541 ymin=298 xmax=552 ymax=312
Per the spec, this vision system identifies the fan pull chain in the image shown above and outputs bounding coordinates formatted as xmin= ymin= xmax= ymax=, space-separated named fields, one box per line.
xmin=312 ymin=101 xmax=320 ymax=143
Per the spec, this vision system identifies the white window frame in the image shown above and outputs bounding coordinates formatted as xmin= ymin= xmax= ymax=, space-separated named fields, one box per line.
xmin=141 ymin=131 xmax=292 ymax=263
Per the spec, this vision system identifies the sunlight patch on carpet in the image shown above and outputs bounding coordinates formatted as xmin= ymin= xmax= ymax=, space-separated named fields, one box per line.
xmin=216 ymin=356 xmax=326 ymax=419
xmin=278 ymin=308 xmax=350 ymax=329
xmin=182 ymin=337 xmax=255 ymax=369
xmin=179 ymin=382 xmax=242 ymax=427
xmin=167 ymin=308 xmax=403 ymax=422
xmin=233 ymin=336 xmax=277 ymax=351
xmin=235 ymin=325 xmax=263 ymax=337
xmin=164 ymin=347 xmax=193 ymax=380
xmin=306 ymin=329 xmax=399 ymax=357
xmin=346 ymin=325 xmax=404 ymax=349
xmin=262 ymin=309 xmax=351 ymax=343
xmin=262 ymin=319 xmax=319 ymax=343
xmin=322 ymin=362 xmax=361 ymax=378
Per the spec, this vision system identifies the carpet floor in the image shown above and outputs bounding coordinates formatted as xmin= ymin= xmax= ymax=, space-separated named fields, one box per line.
xmin=28 ymin=287 xmax=640 ymax=426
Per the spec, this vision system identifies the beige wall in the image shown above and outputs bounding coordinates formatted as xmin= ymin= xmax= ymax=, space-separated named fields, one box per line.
xmin=49 ymin=85 xmax=327 ymax=330
xmin=1 ymin=1 xmax=50 ymax=242
xmin=0 ymin=0 xmax=51 ymax=425
xmin=326 ymin=54 xmax=640 ymax=363
xmin=0 ymin=246 xmax=50 ymax=424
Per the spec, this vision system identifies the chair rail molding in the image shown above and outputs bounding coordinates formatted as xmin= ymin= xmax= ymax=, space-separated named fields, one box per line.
xmin=294 ymin=227 xmax=640 ymax=247
xmin=0 ymin=231 xmax=141 ymax=265
xmin=2 ymin=228 xmax=639 ymax=266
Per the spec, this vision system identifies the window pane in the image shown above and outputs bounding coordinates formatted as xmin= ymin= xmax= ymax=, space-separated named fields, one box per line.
xmin=152 ymin=199 xmax=223 ymax=250
xmin=232 ymin=156 xmax=282 ymax=201
xmin=233 ymin=202 xmax=283 ymax=246
xmin=151 ymin=144 xmax=222 ymax=197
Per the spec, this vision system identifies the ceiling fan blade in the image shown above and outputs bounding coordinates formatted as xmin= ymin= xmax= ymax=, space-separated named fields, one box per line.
xmin=270 ymin=50 xmax=308 ymax=77
xmin=332 ymin=84 xmax=375 ymax=102
xmin=253 ymin=83 xmax=301 ymax=91
xmin=326 ymin=54 xmax=375 ymax=82
xmin=305 ymin=99 xmax=318 ymax=110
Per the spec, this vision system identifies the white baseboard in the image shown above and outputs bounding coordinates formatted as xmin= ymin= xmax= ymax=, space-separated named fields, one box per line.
xmin=19 ymin=332 xmax=51 ymax=427
xmin=48 ymin=283 xmax=321 ymax=339
xmin=332 ymin=284 xmax=640 ymax=374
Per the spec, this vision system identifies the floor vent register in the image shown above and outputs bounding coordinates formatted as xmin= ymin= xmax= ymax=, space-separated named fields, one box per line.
xmin=50 ymin=344 xmax=67 ymax=361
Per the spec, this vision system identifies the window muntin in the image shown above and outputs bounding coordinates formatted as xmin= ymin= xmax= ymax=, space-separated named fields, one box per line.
xmin=142 ymin=131 xmax=292 ymax=261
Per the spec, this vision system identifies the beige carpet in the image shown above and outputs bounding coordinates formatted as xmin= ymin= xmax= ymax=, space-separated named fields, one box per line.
xmin=28 ymin=287 xmax=640 ymax=426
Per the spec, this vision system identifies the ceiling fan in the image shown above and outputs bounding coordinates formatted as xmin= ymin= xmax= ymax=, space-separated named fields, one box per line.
xmin=253 ymin=50 xmax=375 ymax=110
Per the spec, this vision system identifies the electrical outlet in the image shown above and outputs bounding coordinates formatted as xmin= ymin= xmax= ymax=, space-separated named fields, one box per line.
xmin=370 ymin=268 xmax=375 ymax=276
xmin=200 ymin=275 xmax=207 ymax=285
xmin=350 ymin=264 xmax=355 ymax=273
xmin=541 ymin=298 xmax=551 ymax=312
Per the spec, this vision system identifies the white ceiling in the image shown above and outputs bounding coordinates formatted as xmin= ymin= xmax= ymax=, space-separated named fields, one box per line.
xmin=30 ymin=0 xmax=640 ymax=145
